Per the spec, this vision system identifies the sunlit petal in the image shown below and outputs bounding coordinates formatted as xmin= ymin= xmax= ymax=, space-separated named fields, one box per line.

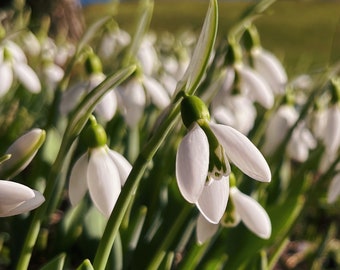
xmin=68 ymin=153 xmax=89 ymax=206
xmin=1 ymin=190 xmax=45 ymax=217
xmin=196 ymin=176 xmax=229 ymax=224
xmin=230 ymin=187 xmax=271 ymax=239
xmin=107 ymin=148 xmax=132 ymax=186
xmin=87 ymin=148 xmax=121 ymax=218
xmin=252 ymin=48 xmax=287 ymax=94
xmin=143 ymin=75 xmax=170 ymax=109
xmin=0 ymin=62 xmax=13 ymax=97
xmin=237 ymin=65 xmax=274 ymax=109
xmin=176 ymin=124 xmax=209 ymax=203
xmin=13 ymin=62 xmax=41 ymax=93
xmin=324 ymin=105 xmax=340 ymax=154
xmin=196 ymin=214 xmax=219 ymax=244
xmin=0 ymin=180 xmax=35 ymax=204
xmin=95 ymin=90 xmax=117 ymax=121
xmin=210 ymin=123 xmax=271 ymax=182
xmin=327 ymin=174 xmax=340 ymax=204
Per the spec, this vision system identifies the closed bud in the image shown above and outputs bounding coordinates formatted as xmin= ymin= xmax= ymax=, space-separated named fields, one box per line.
xmin=0 ymin=129 xmax=46 ymax=179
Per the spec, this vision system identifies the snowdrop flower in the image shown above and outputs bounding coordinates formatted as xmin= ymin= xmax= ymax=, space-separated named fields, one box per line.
xmin=287 ymin=122 xmax=316 ymax=162
xmin=68 ymin=116 xmax=132 ymax=218
xmin=0 ymin=128 xmax=46 ymax=179
xmin=196 ymin=185 xmax=271 ymax=244
xmin=60 ymin=54 xmax=117 ymax=121
xmin=243 ymin=25 xmax=287 ymax=95
xmin=262 ymin=104 xmax=298 ymax=156
xmin=212 ymin=94 xmax=257 ymax=135
xmin=222 ymin=42 xmax=274 ymax=109
xmin=99 ymin=28 xmax=131 ymax=60
xmin=0 ymin=40 xmax=41 ymax=97
xmin=176 ymin=95 xmax=271 ymax=207
xmin=0 ymin=180 xmax=45 ymax=217
xmin=117 ymin=75 xmax=170 ymax=128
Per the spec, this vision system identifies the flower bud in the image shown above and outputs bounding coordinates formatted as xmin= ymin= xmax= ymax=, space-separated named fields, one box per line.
xmin=180 ymin=95 xmax=210 ymax=129
xmin=0 ymin=180 xmax=45 ymax=217
xmin=81 ymin=115 xmax=107 ymax=149
xmin=0 ymin=129 xmax=46 ymax=179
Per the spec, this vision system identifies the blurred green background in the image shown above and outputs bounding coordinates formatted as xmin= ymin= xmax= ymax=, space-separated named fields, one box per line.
xmin=84 ymin=0 xmax=340 ymax=76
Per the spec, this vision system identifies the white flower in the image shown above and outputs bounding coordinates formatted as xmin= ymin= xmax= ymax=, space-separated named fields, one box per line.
xmin=287 ymin=123 xmax=316 ymax=162
xmin=60 ymin=73 xmax=117 ymax=121
xmin=196 ymin=176 xmax=229 ymax=224
xmin=0 ymin=40 xmax=41 ymax=96
xmin=0 ymin=129 xmax=46 ymax=179
xmin=251 ymin=47 xmax=287 ymax=95
xmin=212 ymin=95 xmax=257 ymax=135
xmin=69 ymin=146 xmax=132 ymax=218
xmin=0 ymin=180 xmax=44 ymax=217
xmin=235 ymin=64 xmax=274 ymax=109
xmin=229 ymin=186 xmax=271 ymax=239
xmin=196 ymin=186 xmax=271 ymax=243
xmin=117 ymin=76 xmax=170 ymax=128
xmin=176 ymin=122 xmax=271 ymax=204
xmin=327 ymin=173 xmax=340 ymax=204
xmin=262 ymin=104 xmax=298 ymax=156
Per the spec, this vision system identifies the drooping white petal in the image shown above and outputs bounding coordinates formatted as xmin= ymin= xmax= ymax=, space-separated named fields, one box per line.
xmin=13 ymin=62 xmax=41 ymax=93
xmin=176 ymin=124 xmax=209 ymax=203
xmin=236 ymin=65 xmax=274 ymax=109
xmin=68 ymin=153 xmax=89 ymax=206
xmin=118 ymin=79 xmax=146 ymax=128
xmin=196 ymin=214 xmax=219 ymax=244
xmin=0 ymin=62 xmax=13 ymax=97
xmin=252 ymin=48 xmax=287 ymax=95
xmin=327 ymin=174 xmax=340 ymax=204
xmin=196 ymin=176 xmax=229 ymax=224
xmin=87 ymin=147 xmax=121 ymax=218
xmin=59 ymin=82 xmax=87 ymax=115
xmin=210 ymin=123 xmax=271 ymax=182
xmin=1 ymin=190 xmax=45 ymax=217
xmin=262 ymin=105 xmax=298 ymax=155
xmin=107 ymin=148 xmax=132 ymax=186
xmin=5 ymin=40 xmax=27 ymax=63
xmin=95 ymin=90 xmax=117 ymax=121
xmin=143 ymin=75 xmax=170 ymax=109
xmin=0 ymin=180 xmax=35 ymax=204
xmin=0 ymin=181 xmax=44 ymax=217
xmin=324 ymin=105 xmax=340 ymax=154
xmin=230 ymin=187 xmax=271 ymax=239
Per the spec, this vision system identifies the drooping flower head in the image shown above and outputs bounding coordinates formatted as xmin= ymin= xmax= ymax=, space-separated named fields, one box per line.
xmin=68 ymin=116 xmax=132 ymax=218
xmin=176 ymin=95 xmax=271 ymax=223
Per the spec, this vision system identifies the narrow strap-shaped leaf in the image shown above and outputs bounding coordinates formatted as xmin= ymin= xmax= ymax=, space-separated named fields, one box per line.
xmin=174 ymin=0 xmax=218 ymax=97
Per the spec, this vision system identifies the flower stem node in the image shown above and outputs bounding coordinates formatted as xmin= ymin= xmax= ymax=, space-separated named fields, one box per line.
xmin=330 ymin=77 xmax=340 ymax=104
xmin=81 ymin=116 xmax=107 ymax=149
xmin=180 ymin=95 xmax=210 ymax=129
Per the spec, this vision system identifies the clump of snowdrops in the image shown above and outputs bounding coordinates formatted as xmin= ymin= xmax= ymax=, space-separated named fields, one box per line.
xmin=0 ymin=0 xmax=339 ymax=269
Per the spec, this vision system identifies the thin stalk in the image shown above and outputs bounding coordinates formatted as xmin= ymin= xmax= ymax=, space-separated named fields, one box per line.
xmin=146 ymin=205 xmax=192 ymax=270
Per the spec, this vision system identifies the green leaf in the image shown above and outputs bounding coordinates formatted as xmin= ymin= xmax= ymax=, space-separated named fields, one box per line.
xmin=122 ymin=0 xmax=154 ymax=66
xmin=174 ymin=0 xmax=218 ymax=96
xmin=40 ymin=253 xmax=66 ymax=270
xmin=76 ymin=259 xmax=95 ymax=270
